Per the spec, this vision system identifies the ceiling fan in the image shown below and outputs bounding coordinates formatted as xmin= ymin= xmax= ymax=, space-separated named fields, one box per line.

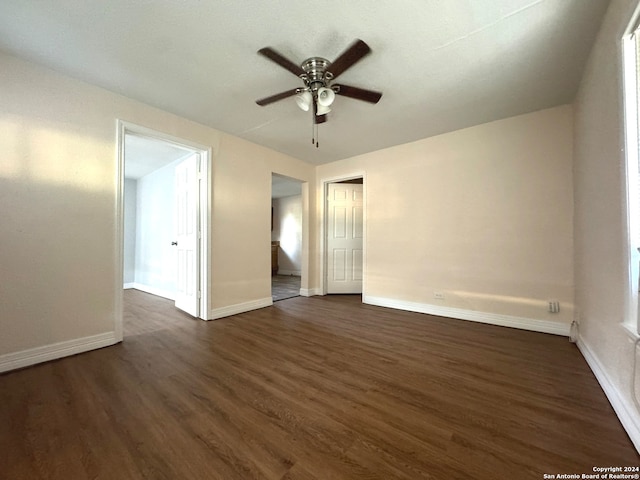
xmin=255 ymin=39 xmax=383 ymax=147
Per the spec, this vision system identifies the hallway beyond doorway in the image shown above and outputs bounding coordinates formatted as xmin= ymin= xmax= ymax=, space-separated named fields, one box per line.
xmin=272 ymin=275 xmax=300 ymax=302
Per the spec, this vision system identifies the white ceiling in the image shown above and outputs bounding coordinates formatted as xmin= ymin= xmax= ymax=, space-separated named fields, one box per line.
xmin=272 ymin=174 xmax=302 ymax=199
xmin=0 ymin=0 xmax=609 ymax=165
xmin=124 ymin=134 xmax=194 ymax=179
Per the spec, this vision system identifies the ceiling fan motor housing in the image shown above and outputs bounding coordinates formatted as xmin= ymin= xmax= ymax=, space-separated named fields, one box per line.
xmin=301 ymin=57 xmax=332 ymax=94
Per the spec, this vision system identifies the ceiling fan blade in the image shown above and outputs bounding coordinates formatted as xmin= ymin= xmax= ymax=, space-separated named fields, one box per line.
xmin=333 ymin=84 xmax=382 ymax=104
xmin=258 ymin=47 xmax=305 ymax=77
xmin=256 ymin=88 xmax=299 ymax=106
xmin=328 ymin=39 xmax=371 ymax=79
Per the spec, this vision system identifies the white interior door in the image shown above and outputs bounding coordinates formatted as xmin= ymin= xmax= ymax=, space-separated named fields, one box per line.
xmin=327 ymin=183 xmax=363 ymax=294
xmin=174 ymin=153 xmax=200 ymax=316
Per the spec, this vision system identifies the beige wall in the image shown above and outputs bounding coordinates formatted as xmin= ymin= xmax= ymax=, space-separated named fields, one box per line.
xmin=210 ymin=134 xmax=314 ymax=309
xmin=317 ymin=105 xmax=574 ymax=331
xmin=0 ymin=52 xmax=314 ymax=360
xmin=573 ymin=0 xmax=640 ymax=449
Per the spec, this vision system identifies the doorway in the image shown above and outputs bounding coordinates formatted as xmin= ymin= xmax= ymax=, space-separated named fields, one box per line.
xmin=323 ymin=176 xmax=365 ymax=295
xmin=115 ymin=121 xmax=211 ymax=340
xmin=271 ymin=173 xmax=303 ymax=301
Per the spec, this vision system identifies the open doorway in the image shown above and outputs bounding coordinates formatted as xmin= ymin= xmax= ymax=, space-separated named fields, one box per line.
xmin=123 ymin=135 xmax=194 ymax=300
xmin=115 ymin=121 xmax=211 ymax=341
xmin=271 ymin=173 xmax=303 ymax=301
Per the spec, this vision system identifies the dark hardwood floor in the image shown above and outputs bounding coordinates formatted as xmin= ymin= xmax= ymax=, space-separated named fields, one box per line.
xmin=0 ymin=290 xmax=637 ymax=479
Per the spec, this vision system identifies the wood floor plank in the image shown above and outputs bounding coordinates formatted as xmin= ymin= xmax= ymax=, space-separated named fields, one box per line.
xmin=0 ymin=290 xmax=637 ymax=479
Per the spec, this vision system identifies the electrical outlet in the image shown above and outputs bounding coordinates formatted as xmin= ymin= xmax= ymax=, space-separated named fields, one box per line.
xmin=433 ymin=291 xmax=445 ymax=300
xmin=548 ymin=300 xmax=560 ymax=314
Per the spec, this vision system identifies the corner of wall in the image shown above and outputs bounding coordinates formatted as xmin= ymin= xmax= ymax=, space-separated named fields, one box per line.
xmin=577 ymin=335 xmax=640 ymax=451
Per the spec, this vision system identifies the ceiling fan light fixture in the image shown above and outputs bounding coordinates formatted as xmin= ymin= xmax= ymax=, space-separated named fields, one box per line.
xmin=317 ymin=87 xmax=335 ymax=107
xmin=316 ymin=103 xmax=331 ymax=115
xmin=295 ymin=91 xmax=312 ymax=111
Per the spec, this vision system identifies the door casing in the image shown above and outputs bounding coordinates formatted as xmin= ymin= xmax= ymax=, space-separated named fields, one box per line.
xmin=115 ymin=120 xmax=212 ymax=341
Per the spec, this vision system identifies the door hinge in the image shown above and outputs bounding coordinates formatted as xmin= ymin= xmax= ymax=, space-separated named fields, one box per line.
xmin=197 ymin=291 xmax=202 ymax=299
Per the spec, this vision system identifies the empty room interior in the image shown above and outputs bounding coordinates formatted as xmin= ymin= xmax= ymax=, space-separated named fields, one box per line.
xmin=2 ymin=1 xmax=640 ymax=478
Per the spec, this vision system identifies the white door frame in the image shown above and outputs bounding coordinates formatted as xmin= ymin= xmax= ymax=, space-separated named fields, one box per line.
xmin=114 ymin=120 xmax=212 ymax=341
xmin=320 ymin=173 xmax=367 ymax=296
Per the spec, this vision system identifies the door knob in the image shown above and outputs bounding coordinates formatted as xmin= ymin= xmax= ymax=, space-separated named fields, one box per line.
xmin=171 ymin=241 xmax=178 ymax=246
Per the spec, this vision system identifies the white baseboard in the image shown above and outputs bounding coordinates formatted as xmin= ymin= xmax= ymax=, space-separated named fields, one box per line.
xmin=300 ymin=287 xmax=322 ymax=297
xmin=0 ymin=331 xmax=119 ymax=373
xmin=276 ymin=270 xmax=301 ymax=277
xmin=577 ymin=337 xmax=640 ymax=452
xmin=126 ymin=283 xmax=175 ymax=301
xmin=363 ymin=295 xmax=570 ymax=336
xmin=209 ymin=297 xmax=273 ymax=320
